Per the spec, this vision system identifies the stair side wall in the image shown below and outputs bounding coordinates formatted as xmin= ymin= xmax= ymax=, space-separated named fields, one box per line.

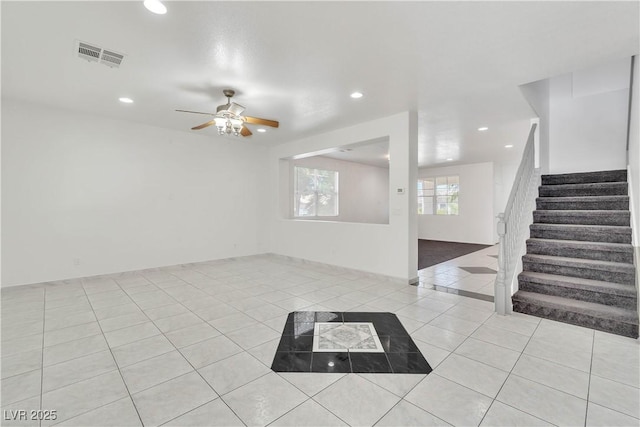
xmin=548 ymin=59 xmax=630 ymax=175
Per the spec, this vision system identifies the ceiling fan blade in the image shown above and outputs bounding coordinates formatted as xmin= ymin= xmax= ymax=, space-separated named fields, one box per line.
xmin=191 ymin=120 xmax=215 ymax=130
xmin=176 ymin=109 xmax=214 ymax=116
xmin=240 ymin=126 xmax=252 ymax=137
xmin=244 ymin=116 xmax=279 ymax=128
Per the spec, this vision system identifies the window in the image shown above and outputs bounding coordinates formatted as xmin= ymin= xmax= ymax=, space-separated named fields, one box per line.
xmin=418 ymin=175 xmax=459 ymax=215
xmin=294 ymin=166 xmax=339 ymax=217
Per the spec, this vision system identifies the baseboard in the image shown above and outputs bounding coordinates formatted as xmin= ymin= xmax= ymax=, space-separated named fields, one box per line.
xmin=1 ymin=252 xmax=421 ymax=292
xmin=265 ymin=252 xmax=418 ymax=285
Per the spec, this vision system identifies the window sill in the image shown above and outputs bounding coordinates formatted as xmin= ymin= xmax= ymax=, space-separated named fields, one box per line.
xmin=281 ymin=218 xmax=390 ymax=226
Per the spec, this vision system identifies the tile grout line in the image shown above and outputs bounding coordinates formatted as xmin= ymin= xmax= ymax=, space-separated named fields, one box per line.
xmin=79 ymin=277 xmax=146 ymax=427
xmin=119 ymin=273 xmax=252 ymax=426
xmin=483 ymin=400 xmax=559 ymax=426
xmin=189 ymin=269 xmax=332 ymax=426
xmin=477 ymin=315 xmax=548 ymax=426
xmin=158 ymin=397 xmax=248 ymax=427
xmin=262 ymin=396 xmax=315 ymax=427
xmin=501 ymin=369 xmax=591 ymax=401
xmin=307 ymin=375 xmax=358 ymax=427
xmin=354 ymin=372 xmax=449 ymax=426
xmin=584 ymin=331 xmax=596 ymax=427
xmin=39 ymin=288 xmax=46 ymax=427
xmin=418 ymin=323 xmax=533 ymax=355
xmin=35 ymin=295 xmax=141 ymax=425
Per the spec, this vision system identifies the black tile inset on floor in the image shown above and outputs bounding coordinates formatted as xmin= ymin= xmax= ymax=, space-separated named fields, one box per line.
xmin=271 ymin=311 xmax=433 ymax=374
xmin=271 ymin=352 xmax=312 ymax=372
xmin=315 ymin=311 xmax=343 ymax=322
xmin=281 ymin=321 xmax=315 ymax=336
xmin=276 ymin=335 xmax=313 ymax=352
xmin=387 ymin=352 xmax=431 ymax=373
xmin=378 ymin=335 xmax=420 ymax=353
xmin=312 ymin=352 xmax=351 ymax=373
xmin=343 ymin=312 xmax=410 ymax=336
xmin=350 ymin=352 xmax=392 ymax=373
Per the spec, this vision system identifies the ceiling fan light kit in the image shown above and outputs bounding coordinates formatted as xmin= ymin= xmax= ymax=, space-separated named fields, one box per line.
xmin=214 ymin=116 xmax=244 ymax=136
xmin=176 ymin=89 xmax=279 ymax=138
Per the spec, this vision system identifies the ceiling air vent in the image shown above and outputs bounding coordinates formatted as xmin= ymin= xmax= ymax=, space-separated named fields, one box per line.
xmin=76 ymin=40 xmax=125 ymax=69
xmin=78 ymin=42 xmax=101 ymax=62
xmin=100 ymin=50 xmax=124 ymax=68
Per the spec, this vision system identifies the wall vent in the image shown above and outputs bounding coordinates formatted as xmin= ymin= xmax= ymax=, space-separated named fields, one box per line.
xmin=76 ymin=40 xmax=125 ymax=68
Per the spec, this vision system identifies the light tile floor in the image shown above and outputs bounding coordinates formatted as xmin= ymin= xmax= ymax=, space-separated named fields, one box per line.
xmin=1 ymin=253 xmax=639 ymax=426
xmin=419 ymin=245 xmax=499 ymax=299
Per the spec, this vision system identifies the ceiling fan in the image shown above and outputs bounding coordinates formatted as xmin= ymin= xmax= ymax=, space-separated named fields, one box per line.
xmin=176 ymin=89 xmax=279 ymax=137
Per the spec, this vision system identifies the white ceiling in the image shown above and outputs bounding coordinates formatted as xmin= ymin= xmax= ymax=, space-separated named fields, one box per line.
xmin=321 ymin=142 xmax=390 ymax=169
xmin=2 ymin=1 xmax=638 ymax=167
xmin=293 ymin=137 xmax=390 ymax=169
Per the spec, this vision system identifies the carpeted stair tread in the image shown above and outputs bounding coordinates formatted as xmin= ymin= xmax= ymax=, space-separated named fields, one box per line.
xmin=533 ymin=210 xmax=630 ymax=226
xmin=529 ymin=223 xmax=632 ymax=244
xmin=518 ymin=271 xmax=637 ymax=296
xmin=537 ymin=196 xmax=629 ymax=202
xmin=541 ymin=169 xmax=627 ymax=185
xmin=526 ymin=238 xmax=634 ymax=263
xmin=522 ymin=254 xmax=636 ymax=285
xmin=538 ymin=182 xmax=628 ymax=197
xmin=522 ymin=254 xmax=636 ymax=274
xmin=526 ymin=238 xmax=633 ymax=253
xmin=518 ymin=271 xmax=638 ymax=311
xmin=529 ymin=223 xmax=631 ymax=232
xmin=536 ymin=196 xmax=629 ymax=211
xmin=512 ymin=291 xmax=638 ymax=338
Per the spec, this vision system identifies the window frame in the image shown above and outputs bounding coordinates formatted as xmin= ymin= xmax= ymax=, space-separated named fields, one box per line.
xmin=293 ymin=166 xmax=340 ymax=218
xmin=417 ymin=175 xmax=459 ymax=215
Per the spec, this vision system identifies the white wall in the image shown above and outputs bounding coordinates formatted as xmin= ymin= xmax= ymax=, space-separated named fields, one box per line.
xmin=548 ymin=58 xmax=630 ymax=174
xmin=628 ymin=56 xmax=639 ymax=248
xmin=417 ymin=162 xmax=496 ymax=245
xmin=520 ymin=57 xmax=631 ymax=175
xmin=269 ymin=112 xmax=418 ymax=282
xmin=285 ymin=156 xmax=389 ymax=224
xmin=520 ymin=79 xmax=550 ymax=174
xmin=2 ymin=100 xmax=269 ymax=287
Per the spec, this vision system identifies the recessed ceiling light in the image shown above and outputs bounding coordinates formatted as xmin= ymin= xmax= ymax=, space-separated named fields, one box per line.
xmin=144 ymin=0 xmax=167 ymax=14
xmin=118 ymin=97 xmax=134 ymax=104
xmin=505 ymin=144 xmax=514 ymax=148
xmin=257 ymin=128 xmax=267 ymax=133
xmin=478 ymin=127 xmax=489 ymax=131
xmin=446 ymin=158 xmax=453 ymax=161
xmin=350 ymin=92 xmax=363 ymax=99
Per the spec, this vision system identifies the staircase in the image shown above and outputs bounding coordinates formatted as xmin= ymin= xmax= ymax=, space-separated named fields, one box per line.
xmin=512 ymin=169 xmax=639 ymax=338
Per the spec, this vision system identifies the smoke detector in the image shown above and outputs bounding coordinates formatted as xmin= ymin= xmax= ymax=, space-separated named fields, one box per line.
xmin=76 ymin=40 xmax=125 ymax=68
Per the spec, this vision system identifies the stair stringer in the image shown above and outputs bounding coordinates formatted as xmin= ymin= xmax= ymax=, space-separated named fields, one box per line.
xmin=508 ymin=169 xmax=542 ymax=302
xmin=627 ymin=164 xmax=640 ymax=317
